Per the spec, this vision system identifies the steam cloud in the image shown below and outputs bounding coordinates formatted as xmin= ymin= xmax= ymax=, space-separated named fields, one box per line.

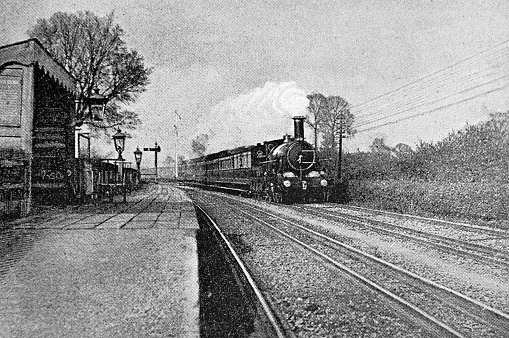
xmin=198 ymin=81 xmax=309 ymax=154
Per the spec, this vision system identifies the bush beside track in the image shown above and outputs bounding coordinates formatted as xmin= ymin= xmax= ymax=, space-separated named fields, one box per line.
xmin=338 ymin=112 xmax=509 ymax=224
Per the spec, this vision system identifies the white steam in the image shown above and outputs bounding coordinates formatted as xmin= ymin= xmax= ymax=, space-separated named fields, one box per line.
xmin=197 ymin=82 xmax=309 ymax=154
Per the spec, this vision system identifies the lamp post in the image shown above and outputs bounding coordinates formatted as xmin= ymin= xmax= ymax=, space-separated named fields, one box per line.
xmin=112 ymin=128 xmax=126 ymax=160
xmin=112 ymin=128 xmax=127 ymax=202
xmin=134 ymin=147 xmax=142 ymax=184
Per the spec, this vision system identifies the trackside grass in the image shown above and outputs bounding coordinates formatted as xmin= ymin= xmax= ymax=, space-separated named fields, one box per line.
xmin=347 ymin=179 xmax=509 ymax=224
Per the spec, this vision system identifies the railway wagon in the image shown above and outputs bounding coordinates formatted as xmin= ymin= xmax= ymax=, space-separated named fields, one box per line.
xmin=179 ymin=116 xmax=329 ymax=203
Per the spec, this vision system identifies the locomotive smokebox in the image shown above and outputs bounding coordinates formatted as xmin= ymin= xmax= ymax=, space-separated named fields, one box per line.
xmin=293 ymin=116 xmax=306 ymax=141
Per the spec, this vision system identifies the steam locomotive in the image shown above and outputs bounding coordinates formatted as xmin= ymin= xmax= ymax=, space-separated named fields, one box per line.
xmin=178 ymin=116 xmax=329 ymax=203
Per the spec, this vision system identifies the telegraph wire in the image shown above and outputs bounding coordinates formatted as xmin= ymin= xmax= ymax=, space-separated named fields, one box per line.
xmin=355 ymin=74 xmax=509 ymax=129
xmin=348 ymin=39 xmax=509 ymax=132
xmin=353 ymin=53 xmax=508 ymax=123
xmin=353 ymin=49 xmax=509 ymax=117
xmin=352 ymin=48 xmax=509 ymax=122
xmin=356 ymin=81 xmax=509 ymax=133
xmin=351 ymin=38 xmax=509 ymax=112
xmin=354 ymin=71 xmax=509 ymax=128
xmin=177 ymin=39 xmax=509 ymax=149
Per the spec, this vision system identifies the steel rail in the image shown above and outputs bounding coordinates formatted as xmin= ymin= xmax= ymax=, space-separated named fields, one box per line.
xmin=342 ymin=204 xmax=509 ymax=238
xmin=194 ymin=203 xmax=288 ymax=338
xmin=296 ymin=205 xmax=509 ymax=266
xmin=227 ymin=206 xmax=466 ymax=338
xmin=230 ymin=200 xmax=509 ymax=335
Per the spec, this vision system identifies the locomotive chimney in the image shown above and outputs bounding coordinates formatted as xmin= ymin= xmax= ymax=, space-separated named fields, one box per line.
xmin=293 ymin=116 xmax=305 ymax=141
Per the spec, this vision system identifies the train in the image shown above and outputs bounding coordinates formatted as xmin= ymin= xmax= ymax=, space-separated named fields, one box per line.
xmin=178 ymin=116 xmax=330 ymax=203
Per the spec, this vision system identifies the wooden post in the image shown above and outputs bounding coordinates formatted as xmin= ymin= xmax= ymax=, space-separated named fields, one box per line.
xmin=143 ymin=143 xmax=161 ymax=182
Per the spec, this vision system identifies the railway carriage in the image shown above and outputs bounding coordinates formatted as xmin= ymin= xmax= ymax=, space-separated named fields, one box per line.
xmin=179 ymin=116 xmax=329 ymax=203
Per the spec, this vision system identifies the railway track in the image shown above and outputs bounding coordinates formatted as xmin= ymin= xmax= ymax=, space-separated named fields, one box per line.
xmin=188 ymin=189 xmax=509 ymax=337
xmin=343 ymin=204 xmax=509 ymax=237
xmin=291 ymin=204 xmax=509 ymax=267
xmin=194 ymin=203 xmax=290 ymax=338
xmin=192 ymin=195 xmax=432 ymax=337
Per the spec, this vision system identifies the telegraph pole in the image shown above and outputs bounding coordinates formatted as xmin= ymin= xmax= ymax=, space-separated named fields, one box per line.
xmin=337 ymin=116 xmax=344 ymax=183
xmin=335 ymin=113 xmax=346 ymax=203
xmin=174 ymin=110 xmax=181 ymax=180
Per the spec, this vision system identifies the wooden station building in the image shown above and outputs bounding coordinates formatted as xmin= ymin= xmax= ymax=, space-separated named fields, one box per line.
xmin=0 ymin=39 xmax=76 ymax=216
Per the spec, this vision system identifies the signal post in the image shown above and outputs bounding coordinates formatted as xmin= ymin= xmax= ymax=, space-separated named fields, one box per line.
xmin=144 ymin=142 xmax=161 ymax=182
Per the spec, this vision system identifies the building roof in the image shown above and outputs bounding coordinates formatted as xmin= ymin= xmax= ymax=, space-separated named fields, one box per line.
xmin=0 ymin=38 xmax=76 ymax=93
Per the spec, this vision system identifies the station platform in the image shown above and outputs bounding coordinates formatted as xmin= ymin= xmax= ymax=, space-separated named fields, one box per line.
xmin=0 ymin=183 xmax=199 ymax=338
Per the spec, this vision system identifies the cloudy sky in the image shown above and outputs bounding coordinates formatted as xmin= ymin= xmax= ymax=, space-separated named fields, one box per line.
xmin=1 ymin=0 xmax=509 ymax=164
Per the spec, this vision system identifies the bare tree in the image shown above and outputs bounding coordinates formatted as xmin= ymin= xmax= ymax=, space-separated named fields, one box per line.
xmin=306 ymin=93 xmax=326 ymax=149
xmin=320 ymin=96 xmax=355 ymax=150
xmin=319 ymin=95 xmax=355 ymax=180
xmin=28 ymin=11 xmax=151 ymax=130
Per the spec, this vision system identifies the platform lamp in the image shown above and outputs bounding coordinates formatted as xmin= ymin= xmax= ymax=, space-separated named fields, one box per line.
xmin=112 ymin=128 xmax=127 ymax=202
xmin=75 ymin=89 xmax=107 ymax=123
xmin=134 ymin=147 xmax=142 ymax=182
xmin=87 ymin=90 xmax=107 ymax=121
xmin=112 ymin=128 xmax=127 ymax=161
xmin=74 ymin=90 xmax=106 ymax=161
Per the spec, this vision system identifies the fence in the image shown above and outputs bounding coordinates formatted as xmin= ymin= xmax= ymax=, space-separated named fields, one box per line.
xmin=93 ymin=159 xmax=138 ymax=202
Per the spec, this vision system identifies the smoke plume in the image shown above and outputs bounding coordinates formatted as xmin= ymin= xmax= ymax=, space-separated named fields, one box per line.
xmin=198 ymin=81 xmax=309 ymax=153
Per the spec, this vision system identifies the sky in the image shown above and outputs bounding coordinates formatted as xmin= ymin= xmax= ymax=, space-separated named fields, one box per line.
xmin=1 ymin=0 xmax=509 ymax=166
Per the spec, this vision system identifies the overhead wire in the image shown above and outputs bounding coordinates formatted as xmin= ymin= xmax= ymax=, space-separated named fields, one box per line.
xmin=353 ymin=51 xmax=509 ymax=124
xmin=352 ymin=38 xmax=509 ymax=113
xmin=353 ymin=47 xmax=509 ymax=121
xmin=349 ymin=39 xmax=509 ymax=132
xmin=357 ymin=75 xmax=509 ymax=129
xmin=176 ymin=40 xmax=509 ymax=149
xmin=356 ymin=81 xmax=509 ymax=133
xmin=356 ymin=71 xmax=509 ymax=128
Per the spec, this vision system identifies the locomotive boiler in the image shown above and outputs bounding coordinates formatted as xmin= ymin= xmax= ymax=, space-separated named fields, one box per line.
xmin=266 ymin=116 xmax=329 ymax=203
